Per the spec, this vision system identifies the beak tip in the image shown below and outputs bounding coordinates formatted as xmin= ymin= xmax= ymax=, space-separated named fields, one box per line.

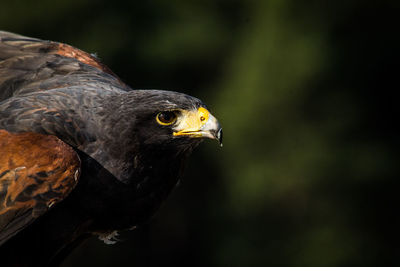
xmin=216 ymin=128 xmax=223 ymax=147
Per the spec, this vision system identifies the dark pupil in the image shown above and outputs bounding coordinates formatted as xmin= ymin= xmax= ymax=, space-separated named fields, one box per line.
xmin=160 ymin=112 xmax=174 ymax=122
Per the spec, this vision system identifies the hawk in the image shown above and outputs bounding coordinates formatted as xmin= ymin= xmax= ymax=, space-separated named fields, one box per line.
xmin=0 ymin=31 xmax=222 ymax=266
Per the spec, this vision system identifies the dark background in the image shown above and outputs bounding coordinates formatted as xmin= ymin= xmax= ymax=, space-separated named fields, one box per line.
xmin=1 ymin=0 xmax=399 ymax=266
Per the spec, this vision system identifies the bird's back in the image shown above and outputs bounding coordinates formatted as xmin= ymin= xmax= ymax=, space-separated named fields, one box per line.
xmin=0 ymin=31 xmax=128 ymax=103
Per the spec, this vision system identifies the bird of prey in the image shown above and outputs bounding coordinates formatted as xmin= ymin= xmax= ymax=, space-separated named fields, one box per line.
xmin=0 ymin=31 xmax=222 ymax=266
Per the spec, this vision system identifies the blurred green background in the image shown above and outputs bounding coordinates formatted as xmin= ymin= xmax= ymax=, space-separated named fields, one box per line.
xmin=1 ymin=0 xmax=398 ymax=266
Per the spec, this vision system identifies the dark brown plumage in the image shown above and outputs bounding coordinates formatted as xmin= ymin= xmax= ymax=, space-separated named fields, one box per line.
xmin=0 ymin=31 xmax=222 ymax=266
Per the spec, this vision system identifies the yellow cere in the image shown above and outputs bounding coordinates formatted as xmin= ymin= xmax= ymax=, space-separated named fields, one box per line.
xmin=173 ymin=107 xmax=210 ymax=136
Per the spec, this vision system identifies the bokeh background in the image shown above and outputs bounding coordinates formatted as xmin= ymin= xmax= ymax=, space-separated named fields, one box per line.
xmin=1 ymin=0 xmax=398 ymax=266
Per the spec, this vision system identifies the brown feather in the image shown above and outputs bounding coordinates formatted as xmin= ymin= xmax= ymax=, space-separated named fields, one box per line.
xmin=54 ymin=43 xmax=117 ymax=77
xmin=0 ymin=129 xmax=80 ymax=244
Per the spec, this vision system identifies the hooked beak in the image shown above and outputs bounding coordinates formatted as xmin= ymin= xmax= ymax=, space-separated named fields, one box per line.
xmin=173 ymin=107 xmax=223 ymax=146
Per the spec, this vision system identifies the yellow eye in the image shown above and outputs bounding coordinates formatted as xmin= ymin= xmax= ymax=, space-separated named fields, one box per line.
xmin=156 ymin=111 xmax=177 ymax=125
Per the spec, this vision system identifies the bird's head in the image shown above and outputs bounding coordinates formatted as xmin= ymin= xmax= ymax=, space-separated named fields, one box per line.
xmin=94 ymin=90 xmax=222 ymax=182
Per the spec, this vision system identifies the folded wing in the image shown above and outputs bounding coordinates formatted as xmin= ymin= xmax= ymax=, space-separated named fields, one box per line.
xmin=0 ymin=31 xmax=130 ymax=102
xmin=0 ymin=129 xmax=80 ymax=245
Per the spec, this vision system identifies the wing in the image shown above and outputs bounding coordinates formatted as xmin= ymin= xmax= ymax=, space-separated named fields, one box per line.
xmin=0 ymin=129 xmax=81 ymax=245
xmin=0 ymin=31 xmax=130 ymax=102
